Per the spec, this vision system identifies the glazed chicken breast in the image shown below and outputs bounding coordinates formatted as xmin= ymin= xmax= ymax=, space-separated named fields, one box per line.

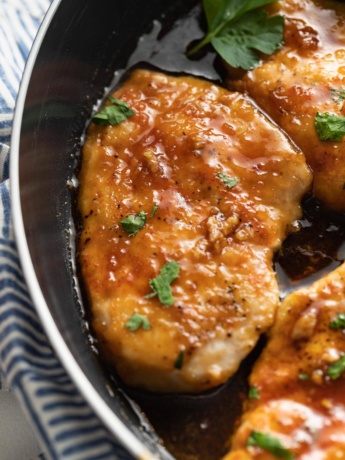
xmin=228 ymin=0 xmax=345 ymax=213
xmin=224 ymin=262 xmax=345 ymax=460
xmin=78 ymin=69 xmax=311 ymax=393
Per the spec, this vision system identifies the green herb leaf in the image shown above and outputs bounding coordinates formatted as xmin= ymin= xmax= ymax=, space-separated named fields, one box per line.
xmin=247 ymin=431 xmax=294 ymax=459
xmin=248 ymin=385 xmax=260 ymax=399
xmin=174 ymin=350 xmax=185 ymax=369
xmin=212 ymin=11 xmax=284 ymax=70
xmin=203 ymin=0 xmax=223 ymax=31
xmin=188 ymin=0 xmax=284 ymax=70
xmin=315 ymin=112 xmax=345 ymax=141
xmin=216 ymin=172 xmax=239 ymax=189
xmin=146 ymin=261 xmax=180 ymax=306
xmin=92 ymin=96 xmax=135 ymax=126
xmin=298 ymin=374 xmax=310 ymax=381
xmin=327 ymin=354 xmax=345 ymax=380
xmin=331 ymin=88 xmax=345 ymax=102
xmin=120 ymin=211 xmax=147 ymax=236
xmin=204 ymin=0 xmax=277 ymax=30
xmin=151 ymin=205 xmax=159 ymax=217
xmin=125 ymin=313 xmax=151 ymax=332
xmin=330 ymin=313 xmax=345 ymax=330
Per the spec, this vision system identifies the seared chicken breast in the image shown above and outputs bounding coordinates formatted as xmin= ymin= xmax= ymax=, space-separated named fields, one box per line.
xmin=224 ymin=262 xmax=345 ymax=460
xmin=229 ymin=0 xmax=345 ymax=212
xmin=78 ymin=69 xmax=311 ymax=393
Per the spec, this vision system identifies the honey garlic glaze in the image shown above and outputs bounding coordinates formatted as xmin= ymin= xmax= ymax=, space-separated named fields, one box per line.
xmin=229 ymin=0 xmax=345 ymax=212
xmin=78 ymin=69 xmax=310 ymax=394
xmin=225 ymin=263 xmax=345 ymax=460
xmin=74 ymin=0 xmax=345 ymax=459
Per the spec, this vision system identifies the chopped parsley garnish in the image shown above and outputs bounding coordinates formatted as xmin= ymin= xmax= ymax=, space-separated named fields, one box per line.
xmin=92 ymin=95 xmax=135 ymax=126
xmin=298 ymin=374 xmax=310 ymax=381
xmin=146 ymin=261 xmax=180 ymax=306
xmin=315 ymin=112 xmax=345 ymax=141
xmin=120 ymin=211 xmax=147 ymax=236
xmin=248 ymin=385 xmax=260 ymax=399
xmin=247 ymin=431 xmax=294 ymax=459
xmin=151 ymin=205 xmax=159 ymax=217
xmin=331 ymin=88 xmax=345 ymax=102
xmin=216 ymin=172 xmax=239 ymax=189
xmin=330 ymin=313 xmax=345 ymax=330
xmin=174 ymin=350 xmax=185 ymax=369
xmin=187 ymin=0 xmax=284 ymax=70
xmin=327 ymin=354 xmax=345 ymax=380
xmin=125 ymin=313 xmax=151 ymax=332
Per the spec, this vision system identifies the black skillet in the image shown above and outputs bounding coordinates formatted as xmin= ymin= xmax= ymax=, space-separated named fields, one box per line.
xmin=10 ymin=0 xmax=345 ymax=458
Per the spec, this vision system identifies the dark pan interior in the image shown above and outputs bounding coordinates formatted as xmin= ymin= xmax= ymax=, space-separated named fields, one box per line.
xmin=18 ymin=0 xmax=345 ymax=458
xmin=18 ymin=0 xmax=203 ymax=457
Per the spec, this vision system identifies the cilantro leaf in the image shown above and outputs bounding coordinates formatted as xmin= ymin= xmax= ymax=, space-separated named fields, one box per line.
xmin=247 ymin=431 xmax=294 ymax=459
xmin=248 ymin=385 xmax=260 ymax=399
xmin=327 ymin=354 xmax=345 ymax=380
xmin=330 ymin=313 xmax=345 ymax=330
xmin=151 ymin=205 xmax=159 ymax=217
xmin=188 ymin=0 xmax=284 ymax=70
xmin=125 ymin=313 xmax=151 ymax=332
xmin=146 ymin=261 xmax=180 ymax=306
xmin=120 ymin=211 xmax=146 ymax=236
xmin=298 ymin=374 xmax=310 ymax=381
xmin=315 ymin=112 xmax=345 ymax=141
xmin=92 ymin=96 xmax=135 ymax=126
xmin=212 ymin=11 xmax=284 ymax=70
xmin=174 ymin=350 xmax=185 ymax=369
xmin=331 ymin=88 xmax=345 ymax=102
xmin=203 ymin=0 xmax=223 ymax=31
xmin=203 ymin=0 xmax=280 ymax=38
xmin=216 ymin=172 xmax=239 ymax=188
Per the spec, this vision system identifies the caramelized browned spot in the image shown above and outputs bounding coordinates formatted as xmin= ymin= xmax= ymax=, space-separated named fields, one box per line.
xmin=78 ymin=69 xmax=311 ymax=393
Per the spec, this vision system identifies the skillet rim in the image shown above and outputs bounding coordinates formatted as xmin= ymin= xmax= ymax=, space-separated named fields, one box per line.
xmin=9 ymin=1 xmax=159 ymax=458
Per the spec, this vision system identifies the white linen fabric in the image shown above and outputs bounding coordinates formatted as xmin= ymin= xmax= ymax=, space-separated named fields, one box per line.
xmin=0 ymin=1 xmax=133 ymax=458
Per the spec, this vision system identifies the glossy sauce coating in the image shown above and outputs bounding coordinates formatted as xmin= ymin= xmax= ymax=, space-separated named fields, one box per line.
xmin=78 ymin=69 xmax=311 ymax=393
xmin=224 ymin=262 xmax=345 ymax=460
xmin=228 ymin=0 xmax=345 ymax=212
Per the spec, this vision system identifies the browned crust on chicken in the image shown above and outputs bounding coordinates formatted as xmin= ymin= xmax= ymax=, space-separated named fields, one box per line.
xmin=78 ymin=69 xmax=311 ymax=393
xmin=224 ymin=262 xmax=345 ymax=459
xmin=228 ymin=0 xmax=345 ymax=212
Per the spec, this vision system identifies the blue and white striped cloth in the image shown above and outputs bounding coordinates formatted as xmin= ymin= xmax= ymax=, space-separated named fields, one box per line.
xmin=0 ymin=1 xmax=132 ymax=458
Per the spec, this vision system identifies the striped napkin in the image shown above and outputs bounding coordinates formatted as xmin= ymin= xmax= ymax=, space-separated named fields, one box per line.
xmin=0 ymin=1 xmax=132 ymax=458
